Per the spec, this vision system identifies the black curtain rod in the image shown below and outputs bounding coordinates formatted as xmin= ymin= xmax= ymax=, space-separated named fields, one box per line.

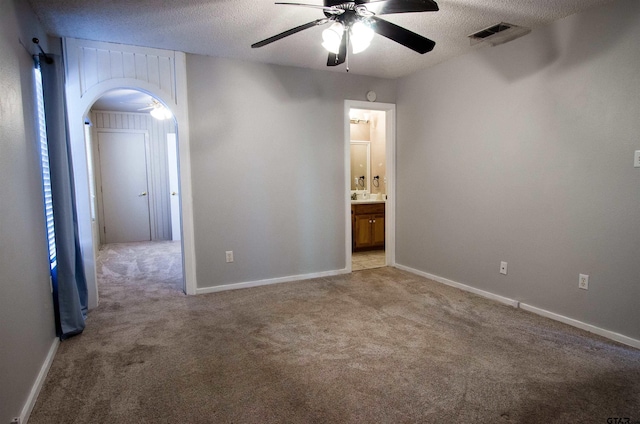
xmin=32 ymin=38 xmax=53 ymax=64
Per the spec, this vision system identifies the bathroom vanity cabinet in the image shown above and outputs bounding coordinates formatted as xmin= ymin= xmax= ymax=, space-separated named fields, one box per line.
xmin=351 ymin=202 xmax=385 ymax=251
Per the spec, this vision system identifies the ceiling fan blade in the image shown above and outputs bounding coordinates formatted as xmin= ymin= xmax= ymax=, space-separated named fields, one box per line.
xmin=370 ymin=16 xmax=435 ymax=53
xmin=252 ymin=18 xmax=330 ymax=48
xmin=327 ymin=30 xmax=347 ymax=66
xmin=275 ymin=2 xmax=344 ymax=14
xmin=355 ymin=0 xmax=438 ymax=15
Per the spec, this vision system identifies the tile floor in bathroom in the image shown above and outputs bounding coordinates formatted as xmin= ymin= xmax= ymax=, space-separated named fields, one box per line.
xmin=352 ymin=250 xmax=386 ymax=271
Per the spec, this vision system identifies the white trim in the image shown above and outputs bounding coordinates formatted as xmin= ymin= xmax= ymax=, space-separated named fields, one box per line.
xmin=396 ymin=263 xmax=640 ymax=350
xmin=344 ymin=108 xmax=353 ymax=273
xmin=21 ymin=338 xmax=59 ymax=424
xmin=519 ymin=303 xmax=640 ymax=350
xmin=173 ymin=52 xmax=197 ymax=295
xmin=344 ymin=100 xmax=397 ymax=271
xmin=196 ymin=268 xmax=350 ymax=295
xmin=395 ymin=263 xmax=519 ymax=308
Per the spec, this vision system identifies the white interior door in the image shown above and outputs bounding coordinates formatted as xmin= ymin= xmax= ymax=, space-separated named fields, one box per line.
xmin=98 ymin=131 xmax=151 ymax=243
xmin=167 ymin=133 xmax=181 ymax=241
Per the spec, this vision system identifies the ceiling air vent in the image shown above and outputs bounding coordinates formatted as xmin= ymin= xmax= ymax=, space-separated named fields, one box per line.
xmin=468 ymin=22 xmax=531 ymax=46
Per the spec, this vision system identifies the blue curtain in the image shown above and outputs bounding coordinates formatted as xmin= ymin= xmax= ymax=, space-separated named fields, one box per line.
xmin=39 ymin=54 xmax=88 ymax=339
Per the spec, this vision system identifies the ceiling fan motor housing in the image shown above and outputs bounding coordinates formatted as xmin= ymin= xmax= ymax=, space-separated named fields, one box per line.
xmin=325 ymin=1 xmax=357 ymax=8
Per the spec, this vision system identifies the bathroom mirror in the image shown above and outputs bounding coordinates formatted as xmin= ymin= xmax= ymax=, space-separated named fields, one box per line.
xmin=350 ymin=141 xmax=370 ymax=191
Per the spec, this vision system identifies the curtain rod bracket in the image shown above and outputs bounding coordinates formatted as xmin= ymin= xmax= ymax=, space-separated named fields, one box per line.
xmin=32 ymin=38 xmax=53 ymax=64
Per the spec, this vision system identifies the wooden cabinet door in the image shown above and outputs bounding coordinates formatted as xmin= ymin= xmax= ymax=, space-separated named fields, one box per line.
xmin=371 ymin=214 xmax=385 ymax=247
xmin=354 ymin=215 xmax=373 ymax=248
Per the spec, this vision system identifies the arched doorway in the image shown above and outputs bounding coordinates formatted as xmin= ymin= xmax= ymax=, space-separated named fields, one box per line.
xmin=63 ymin=38 xmax=197 ymax=304
xmin=89 ymin=89 xmax=180 ymax=243
xmin=83 ymin=88 xmax=185 ymax=292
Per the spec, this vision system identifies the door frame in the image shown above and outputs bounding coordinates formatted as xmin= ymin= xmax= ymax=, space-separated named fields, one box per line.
xmin=344 ymin=100 xmax=396 ymax=271
xmin=94 ymin=128 xmax=153 ymax=245
xmin=167 ymin=133 xmax=181 ymax=241
xmin=63 ymin=39 xmax=197 ymax=302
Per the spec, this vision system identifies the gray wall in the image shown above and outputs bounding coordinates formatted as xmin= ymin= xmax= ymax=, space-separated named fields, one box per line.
xmin=91 ymin=110 xmax=176 ymax=241
xmin=396 ymin=0 xmax=640 ymax=340
xmin=0 ymin=0 xmax=57 ymax=421
xmin=187 ymin=55 xmax=396 ymax=288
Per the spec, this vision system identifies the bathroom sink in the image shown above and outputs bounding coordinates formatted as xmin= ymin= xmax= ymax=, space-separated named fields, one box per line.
xmin=350 ymin=192 xmax=385 ymax=203
xmin=351 ymin=197 xmax=385 ymax=204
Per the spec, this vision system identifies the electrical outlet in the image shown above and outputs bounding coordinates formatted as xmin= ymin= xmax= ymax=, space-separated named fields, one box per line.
xmin=579 ymin=274 xmax=589 ymax=290
xmin=634 ymin=150 xmax=640 ymax=168
xmin=500 ymin=261 xmax=508 ymax=275
xmin=11 ymin=418 xmax=20 ymax=424
xmin=225 ymin=251 xmax=234 ymax=263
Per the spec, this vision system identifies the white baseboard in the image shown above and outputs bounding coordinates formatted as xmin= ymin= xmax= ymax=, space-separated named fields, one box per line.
xmin=395 ymin=263 xmax=640 ymax=350
xmin=519 ymin=303 xmax=640 ymax=350
xmin=394 ymin=263 xmax=520 ymax=308
xmin=22 ymin=337 xmax=59 ymax=424
xmin=196 ymin=268 xmax=350 ymax=295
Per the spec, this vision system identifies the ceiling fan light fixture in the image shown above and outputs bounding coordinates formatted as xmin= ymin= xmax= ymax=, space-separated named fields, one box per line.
xmin=150 ymin=104 xmax=172 ymax=120
xmin=350 ymin=20 xmax=374 ymax=54
xmin=322 ymin=22 xmax=344 ymax=54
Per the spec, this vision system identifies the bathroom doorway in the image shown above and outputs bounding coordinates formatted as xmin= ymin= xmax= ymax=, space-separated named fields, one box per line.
xmin=344 ymin=100 xmax=396 ymax=272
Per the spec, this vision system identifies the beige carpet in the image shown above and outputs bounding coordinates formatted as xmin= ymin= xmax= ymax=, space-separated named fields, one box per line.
xmin=29 ymin=242 xmax=640 ymax=423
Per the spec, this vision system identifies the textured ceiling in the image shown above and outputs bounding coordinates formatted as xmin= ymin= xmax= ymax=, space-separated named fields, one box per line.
xmin=29 ymin=0 xmax=615 ymax=79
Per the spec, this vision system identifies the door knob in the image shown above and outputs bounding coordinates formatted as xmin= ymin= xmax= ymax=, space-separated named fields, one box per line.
xmin=171 ymin=192 xmax=178 ymax=196
xmin=139 ymin=191 xmax=147 ymax=197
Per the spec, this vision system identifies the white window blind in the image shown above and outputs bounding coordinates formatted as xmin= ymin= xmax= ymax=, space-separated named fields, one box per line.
xmin=34 ymin=62 xmax=57 ymax=270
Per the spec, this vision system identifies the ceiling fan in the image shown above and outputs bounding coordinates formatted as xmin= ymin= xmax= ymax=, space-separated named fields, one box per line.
xmin=252 ymin=0 xmax=439 ymax=70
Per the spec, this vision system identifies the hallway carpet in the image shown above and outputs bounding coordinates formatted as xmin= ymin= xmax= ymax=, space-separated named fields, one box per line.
xmin=29 ymin=242 xmax=640 ymax=423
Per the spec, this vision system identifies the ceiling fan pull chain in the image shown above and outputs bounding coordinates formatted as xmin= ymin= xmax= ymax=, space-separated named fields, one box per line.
xmin=346 ymin=29 xmax=350 ymax=72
